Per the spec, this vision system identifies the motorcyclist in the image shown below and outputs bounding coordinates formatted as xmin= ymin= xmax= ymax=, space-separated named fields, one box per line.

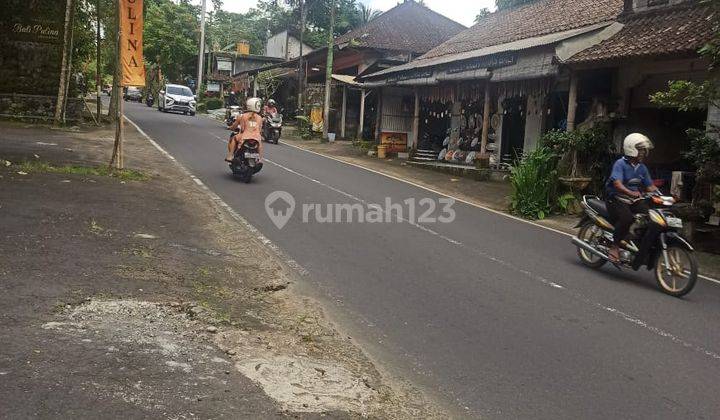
xmin=606 ymin=133 xmax=658 ymax=263
xmin=263 ymin=99 xmax=278 ymax=116
xmin=226 ymin=97 xmax=264 ymax=163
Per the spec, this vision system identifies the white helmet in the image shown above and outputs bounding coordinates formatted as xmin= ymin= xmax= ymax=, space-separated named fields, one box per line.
xmin=246 ymin=97 xmax=262 ymax=113
xmin=623 ymin=133 xmax=654 ymax=158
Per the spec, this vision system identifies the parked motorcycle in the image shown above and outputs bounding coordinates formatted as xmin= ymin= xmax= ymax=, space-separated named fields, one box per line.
xmin=145 ymin=94 xmax=154 ymax=107
xmin=572 ymin=194 xmax=698 ymax=297
xmin=228 ymin=131 xmax=262 ymax=183
xmin=263 ymin=113 xmax=283 ymax=144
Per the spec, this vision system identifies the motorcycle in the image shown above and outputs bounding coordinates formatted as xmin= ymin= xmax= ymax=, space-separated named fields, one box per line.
xmin=572 ymin=194 xmax=698 ymax=297
xmin=225 ymin=105 xmax=241 ymax=126
xmin=145 ymin=94 xmax=154 ymax=107
xmin=228 ymin=131 xmax=262 ymax=183
xmin=263 ymin=113 xmax=283 ymax=144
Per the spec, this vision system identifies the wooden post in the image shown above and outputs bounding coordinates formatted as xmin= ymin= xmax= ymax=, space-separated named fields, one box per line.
xmin=358 ymin=88 xmax=366 ymax=141
xmin=412 ymin=89 xmax=420 ymax=150
xmin=54 ymin=0 xmax=75 ymax=126
xmin=322 ymin=0 xmax=336 ymax=140
xmin=567 ymin=73 xmax=578 ymax=132
xmin=341 ymin=85 xmax=347 ymax=139
xmin=110 ymin=0 xmax=124 ymax=169
xmin=481 ymin=84 xmax=491 ymax=155
xmin=375 ymin=87 xmax=383 ymax=142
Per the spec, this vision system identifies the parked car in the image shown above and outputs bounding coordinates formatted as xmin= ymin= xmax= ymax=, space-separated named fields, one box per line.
xmin=157 ymin=84 xmax=196 ymax=116
xmin=123 ymin=87 xmax=142 ymax=102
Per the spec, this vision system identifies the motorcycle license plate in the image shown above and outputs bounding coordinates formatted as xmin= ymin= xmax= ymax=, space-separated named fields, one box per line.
xmin=245 ymin=153 xmax=260 ymax=159
xmin=666 ymin=217 xmax=683 ymax=228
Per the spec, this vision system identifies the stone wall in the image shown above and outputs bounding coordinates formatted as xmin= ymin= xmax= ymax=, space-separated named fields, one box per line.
xmin=0 ymin=0 xmax=82 ymax=121
xmin=0 ymin=94 xmax=84 ymax=122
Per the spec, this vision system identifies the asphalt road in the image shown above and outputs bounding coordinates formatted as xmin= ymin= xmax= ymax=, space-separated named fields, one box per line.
xmin=124 ymin=102 xmax=720 ymax=419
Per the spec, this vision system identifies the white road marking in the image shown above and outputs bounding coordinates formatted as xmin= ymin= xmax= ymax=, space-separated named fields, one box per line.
xmin=265 ymin=155 xmax=720 ymax=363
xmin=126 ymin=116 xmax=720 ymax=362
xmin=280 ymin=141 xmax=720 ymax=287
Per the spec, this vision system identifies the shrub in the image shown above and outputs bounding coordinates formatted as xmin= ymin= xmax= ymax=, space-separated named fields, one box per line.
xmin=509 ymin=147 xmax=559 ymax=220
xmin=295 ymin=116 xmax=313 ymax=140
xmin=205 ymin=98 xmax=224 ymax=110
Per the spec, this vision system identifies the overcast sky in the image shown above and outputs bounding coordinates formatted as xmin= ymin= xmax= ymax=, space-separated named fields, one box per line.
xmin=213 ymin=0 xmax=496 ymax=28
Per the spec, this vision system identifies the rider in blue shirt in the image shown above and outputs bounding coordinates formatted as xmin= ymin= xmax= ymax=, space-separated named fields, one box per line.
xmin=606 ymin=133 xmax=658 ymax=263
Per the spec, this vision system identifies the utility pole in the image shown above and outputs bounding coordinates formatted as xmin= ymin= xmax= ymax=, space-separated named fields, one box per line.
xmin=54 ymin=0 xmax=75 ymax=126
xmin=322 ymin=0 xmax=336 ymax=140
xmin=296 ymin=0 xmax=305 ymax=114
xmin=96 ymin=0 xmax=102 ymax=121
xmin=196 ymin=0 xmax=207 ymax=94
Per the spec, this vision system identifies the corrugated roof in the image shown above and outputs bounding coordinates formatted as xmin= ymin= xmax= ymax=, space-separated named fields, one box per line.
xmin=334 ymin=0 xmax=466 ymax=54
xmin=568 ymin=3 xmax=715 ymax=63
xmin=364 ymin=23 xmax=611 ymax=79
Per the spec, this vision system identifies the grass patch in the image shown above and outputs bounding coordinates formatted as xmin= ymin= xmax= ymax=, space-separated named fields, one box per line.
xmin=18 ymin=160 xmax=149 ymax=181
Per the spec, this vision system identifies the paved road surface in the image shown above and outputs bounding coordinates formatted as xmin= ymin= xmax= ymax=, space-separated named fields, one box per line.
xmin=124 ymin=102 xmax=720 ymax=419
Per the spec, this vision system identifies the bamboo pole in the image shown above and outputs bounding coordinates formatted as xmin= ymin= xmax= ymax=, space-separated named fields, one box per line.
xmin=358 ymin=88 xmax=366 ymax=142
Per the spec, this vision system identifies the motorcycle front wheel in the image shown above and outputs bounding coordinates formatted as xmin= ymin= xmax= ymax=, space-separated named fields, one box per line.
xmin=655 ymin=245 xmax=698 ymax=297
xmin=577 ymin=221 xmax=607 ymax=269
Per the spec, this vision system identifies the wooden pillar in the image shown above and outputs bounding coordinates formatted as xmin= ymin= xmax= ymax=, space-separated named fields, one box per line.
xmin=567 ymin=73 xmax=579 ymax=132
xmin=480 ymin=84 xmax=491 ymax=155
xmin=358 ymin=88 xmax=366 ymax=141
xmin=341 ymin=85 xmax=347 ymax=139
xmin=412 ymin=89 xmax=420 ymax=150
xmin=375 ymin=87 xmax=383 ymax=142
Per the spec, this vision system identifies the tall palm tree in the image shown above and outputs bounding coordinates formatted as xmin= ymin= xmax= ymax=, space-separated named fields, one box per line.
xmin=358 ymin=3 xmax=382 ymax=25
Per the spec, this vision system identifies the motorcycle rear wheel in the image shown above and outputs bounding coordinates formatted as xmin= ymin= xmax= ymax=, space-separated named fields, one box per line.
xmin=654 ymin=245 xmax=698 ymax=297
xmin=577 ymin=222 xmax=607 ymax=269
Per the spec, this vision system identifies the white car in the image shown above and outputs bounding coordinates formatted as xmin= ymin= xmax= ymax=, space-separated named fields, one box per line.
xmin=158 ymin=84 xmax=196 ymax=116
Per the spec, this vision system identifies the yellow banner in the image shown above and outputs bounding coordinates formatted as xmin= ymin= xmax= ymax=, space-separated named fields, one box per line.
xmin=120 ymin=0 xmax=145 ymax=86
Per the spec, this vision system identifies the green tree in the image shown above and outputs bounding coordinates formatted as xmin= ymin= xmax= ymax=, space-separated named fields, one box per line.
xmin=496 ymin=0 xmax=537 ymax=10
xmin=143 ymin=0 xmax=199 ymax=82
xmin=475 ymin=8 xmax=490 ymax=23
xmin=358 ymin=3 xmax=382 ymax=25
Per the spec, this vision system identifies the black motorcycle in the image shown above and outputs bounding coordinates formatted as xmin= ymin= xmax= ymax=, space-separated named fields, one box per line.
xmin=572 ymin=194 xmax=698 ymax=297
xmin=228 ymin=134 xmax=262 ymax=183
xmin=145 ymin=94 xmax=154 ymax=107
xmin=263 ymin=113 xmax=283 ymax=144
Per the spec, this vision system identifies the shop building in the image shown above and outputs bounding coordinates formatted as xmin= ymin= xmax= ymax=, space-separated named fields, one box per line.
xmin=360 ymin=0 xmax=627 ymax=166
xmin=565 ymin=0 xmax=716 ymax=192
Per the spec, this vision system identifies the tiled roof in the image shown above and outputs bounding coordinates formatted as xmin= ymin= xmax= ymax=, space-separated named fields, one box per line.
xmin=334 ymin=0 xmax=466 ymax=55
xmin=420 ymin=0 xmax=624 ymax=60
xmin=568 ymin=3 xmax=715 ymax=63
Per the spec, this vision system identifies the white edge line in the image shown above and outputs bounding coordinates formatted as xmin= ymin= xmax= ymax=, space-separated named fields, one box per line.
xmin=125 ymin=116 xmax=310 ymax=277
xmin=280 ymin=140 xmax=720 ymax=287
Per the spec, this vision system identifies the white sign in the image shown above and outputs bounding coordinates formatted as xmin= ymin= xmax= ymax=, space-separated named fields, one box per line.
xmin=217 ymin=60 xmax=233 ymax=71
xmin=206 ymin=82 xmax=220 ymax=92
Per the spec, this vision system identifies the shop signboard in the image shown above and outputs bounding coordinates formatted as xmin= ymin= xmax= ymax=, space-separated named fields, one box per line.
xmin=217 ymin=59 xmax=233 ymax=72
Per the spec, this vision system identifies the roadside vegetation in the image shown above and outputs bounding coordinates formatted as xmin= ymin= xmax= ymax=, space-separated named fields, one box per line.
xmin=14 ymin=160 xmax=148 ymax=181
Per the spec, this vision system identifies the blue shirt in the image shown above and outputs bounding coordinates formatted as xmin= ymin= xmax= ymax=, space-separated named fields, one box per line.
xmin=605 ymin=157 xmax=653 ymax=197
